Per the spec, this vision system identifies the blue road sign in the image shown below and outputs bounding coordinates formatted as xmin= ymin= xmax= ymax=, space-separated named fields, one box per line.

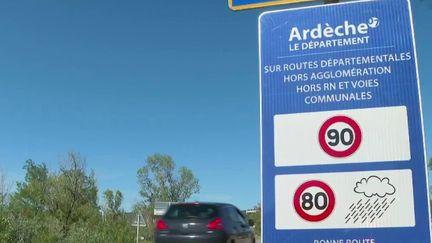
xmin=259 ymin=0 xmax=431 ymax=242
xmin=229 ymin=0 xmax=314 ymax=11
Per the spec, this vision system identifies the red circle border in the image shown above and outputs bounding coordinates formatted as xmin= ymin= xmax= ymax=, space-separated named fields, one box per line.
xmin=293 ymin=180 xmax=335 ymax=222
xmin=318 ymin=116 xmax=362 ymax=158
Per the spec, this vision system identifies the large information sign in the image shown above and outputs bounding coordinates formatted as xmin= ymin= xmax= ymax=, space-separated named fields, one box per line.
xmin=259 ymin=0 xmax=431 ymax=242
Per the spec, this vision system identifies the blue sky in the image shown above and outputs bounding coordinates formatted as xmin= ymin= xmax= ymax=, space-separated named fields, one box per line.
xmin=0 ymin=0 xmax=430 ymax=211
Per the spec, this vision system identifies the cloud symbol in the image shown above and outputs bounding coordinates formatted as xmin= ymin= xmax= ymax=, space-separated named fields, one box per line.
xmin=354 ymin=176 xmax=395 ymax=198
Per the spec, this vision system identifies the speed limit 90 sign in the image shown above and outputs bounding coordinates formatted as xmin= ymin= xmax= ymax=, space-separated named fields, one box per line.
xmin=318 ymin=116 xmax=362 ymax=158
xmin=273 ymin=106 xmax=411 ymax=166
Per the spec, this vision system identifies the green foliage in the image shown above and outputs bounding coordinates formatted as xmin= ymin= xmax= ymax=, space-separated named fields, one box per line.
xmin=248 ymin=203 xmax=261 ymax=237
xmin=98 ymin=215 xmax=135 ymax=243
xmin=5 ymin=160 xmax=57 ymax=242
xmin=104 ymin=189 xmax=123 ymax=216
xmin=137 ymin=153 xmax=200 ymax=205
xmin=8 ymin=154 xmax=100 ymax=241
xmin=135 ymin=153 xmax=200 ymax=240
xmin=11 ymin=160 xmax=50 ymax=217
xmin=99 ymin=189 xmax=135 ymax=242
xmin=2 ymin=153 xmax=135 ymax=243
xmin=0 ymin=207 xmax=14 ymax=242
xmin=133 ymin=204 xmax=155 ymax=241
xmin=1 ymin=152 xmax=198 ymax=242
xmin=0 ymin=171 xmax=7 ymax=206
xmin=0 ymin=171 xmax=12 ymax=242
xmin=53 ymin=153 xmax=99 ymax=236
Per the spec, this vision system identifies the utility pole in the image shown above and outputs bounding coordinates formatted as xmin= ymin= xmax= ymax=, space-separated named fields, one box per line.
xmin=136 ymin=213 xmax=140 ymax=243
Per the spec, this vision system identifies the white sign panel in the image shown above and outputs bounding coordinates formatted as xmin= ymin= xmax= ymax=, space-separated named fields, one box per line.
xmin=274 ymin=106 xmax=411 ymax=166
xmin=275 ymin=169 xmax=415 ymax=229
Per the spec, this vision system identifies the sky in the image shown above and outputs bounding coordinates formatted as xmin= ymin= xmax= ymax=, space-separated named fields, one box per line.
xmin=0 ymin=0 xmax=430 ymax=211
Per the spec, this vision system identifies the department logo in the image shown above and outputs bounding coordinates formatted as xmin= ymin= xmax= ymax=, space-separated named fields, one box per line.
xmin=368 ymin=17 xmax=380 ymax=28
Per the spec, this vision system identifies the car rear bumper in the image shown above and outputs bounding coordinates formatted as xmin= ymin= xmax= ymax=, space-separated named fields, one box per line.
xmin=155 ymin=231 xmax=228 ymax=243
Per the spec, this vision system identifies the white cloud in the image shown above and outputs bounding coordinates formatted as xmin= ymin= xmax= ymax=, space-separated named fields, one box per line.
xmin=354 ymin=176 xmax=395 ymax=198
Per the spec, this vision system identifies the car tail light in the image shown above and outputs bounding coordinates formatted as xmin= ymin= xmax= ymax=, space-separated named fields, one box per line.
xmin=207 ymin=217 xmax=224 ymax=230
xmin=156 ymin=219 xmax=169 ymax=230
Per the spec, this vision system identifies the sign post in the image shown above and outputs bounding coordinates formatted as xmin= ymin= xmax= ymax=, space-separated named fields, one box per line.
xmin=229 ymin=0 xmax=315 ymax=11
xmin=259 ymin=0 xmax=431 ymax=242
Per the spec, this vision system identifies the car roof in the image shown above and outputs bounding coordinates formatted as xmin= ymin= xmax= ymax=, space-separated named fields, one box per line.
xmin=173 ymin=202 xmax=236 ymax=208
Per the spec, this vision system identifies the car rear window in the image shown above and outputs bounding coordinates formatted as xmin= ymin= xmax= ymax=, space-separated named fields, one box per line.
xmin=164 ymin=204 xmax=218 ymax=220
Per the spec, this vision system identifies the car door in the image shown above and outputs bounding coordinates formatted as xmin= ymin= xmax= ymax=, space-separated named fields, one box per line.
xmin=233 ymin=207 xmax=254 ymax=243
xmin=226 ymin=206 xmax=251 ymax=243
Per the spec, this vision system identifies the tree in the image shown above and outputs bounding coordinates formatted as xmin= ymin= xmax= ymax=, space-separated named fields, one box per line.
xmin=0 ymin=171 xmax=13 ymax=243
xmin=53 ymin=152 xmax=99 ymax=238
xmin=7 ymin=160 xmax=60 ymax=242
xmin=2 ymin=153 xmax=137 ymax=242
xmin=99 ymin=189 xmax=135 ymax=242
xmin=137 ymin=153 xmax=200 ymax=205
xmin=8 ymin=153 xmax=100 ymax=242
xmin=103 ymin=190 xmax=123 ymax=217
xmin=11 ymin=160 xmax=50 ymax=217
xmin=0 ymin=170 xmax=8 ymax=206
xmin=135 ymin=153 xmax=200 ymax=240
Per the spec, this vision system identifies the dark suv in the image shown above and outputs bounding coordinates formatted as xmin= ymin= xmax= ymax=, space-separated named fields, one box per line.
xmin=155 ymin=202 xmax=256 ymax=243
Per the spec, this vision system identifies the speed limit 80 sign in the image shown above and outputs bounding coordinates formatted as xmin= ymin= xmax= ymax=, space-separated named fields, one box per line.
xmin=293 ymin=180 xmax=335 ymax=222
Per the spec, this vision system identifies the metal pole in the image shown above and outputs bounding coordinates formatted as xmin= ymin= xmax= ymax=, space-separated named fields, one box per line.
xmin=324 ymin=0 xmax=339 ymax=3
xmin=136 ymin=213 xmax=140 ymax=243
